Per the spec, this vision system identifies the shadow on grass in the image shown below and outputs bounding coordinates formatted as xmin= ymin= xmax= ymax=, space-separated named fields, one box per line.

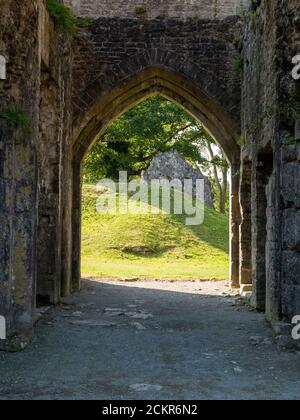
xmin=83 ymin=184 xmax=229 ymax=258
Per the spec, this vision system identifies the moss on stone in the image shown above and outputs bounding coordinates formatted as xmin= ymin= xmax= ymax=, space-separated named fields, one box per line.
xmin=46 ymin=0 xmax=93 ymax=36
xmin=0 ymin=107 xmax=31 ymax=131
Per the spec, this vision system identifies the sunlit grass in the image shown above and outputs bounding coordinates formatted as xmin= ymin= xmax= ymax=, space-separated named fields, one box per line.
xmin=81 ymin=184 xmax=229 ymax=280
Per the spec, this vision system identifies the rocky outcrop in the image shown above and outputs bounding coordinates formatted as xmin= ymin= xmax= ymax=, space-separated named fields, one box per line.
xmin=142 ymin=151 xmax=214 ymax=208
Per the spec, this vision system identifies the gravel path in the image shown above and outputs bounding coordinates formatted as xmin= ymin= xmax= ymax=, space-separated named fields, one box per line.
xmin=0 ymin=279 xmax=299 ymax=400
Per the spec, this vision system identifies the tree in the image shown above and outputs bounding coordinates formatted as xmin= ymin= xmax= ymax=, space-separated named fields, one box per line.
xmin=205 ymin=140 xmax=229 ymax=214
xmin=83 ymin=95 xmax=229 ymax=213
xmin=171 ymin=124 xmax=229 ymax=213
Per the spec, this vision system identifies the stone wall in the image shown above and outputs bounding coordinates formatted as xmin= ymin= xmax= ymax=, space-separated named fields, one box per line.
xmin=0 ymin=0 xmax=42 ymax=350
xmin=0 ymin=0 xmax=74 ymax=349
xmin=72 ymin=16 xmax=242 ymax=133
xmin=64 ymin=0 xmax=243 ymax=20
xmin=278 ymin=0 xmax=300 ymax=323
xmin=36 ymin=7 xmax=74 ymax=305
xmin=241 ymin=0 xmax=300 ymax=323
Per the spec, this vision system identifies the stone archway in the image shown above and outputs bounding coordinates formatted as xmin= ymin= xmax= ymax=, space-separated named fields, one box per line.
xmin=0 ymin=3 xmax=246 ymax=350
xmin=73 ymin=67 xmax=240 ymax=163
xmin=1 ymin=0 xmax=300 ymax=354
xmin=68 ymin=66 xmax=241 ymax=297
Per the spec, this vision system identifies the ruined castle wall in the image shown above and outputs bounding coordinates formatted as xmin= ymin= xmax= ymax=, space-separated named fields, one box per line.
xmin=36 ymin=7 xmax=74 ymax=305
xmin=242 ymin=0 xmax=300 ymax=323
xmin=0 ymin=0 xmax=42 ymax=349
xmin=277 ymin=0 xmax=300 ymax=323
xmin=64 ymin=0 xmax=243 ymax=20
xmin=0 ymin=0 xmax=74 ymax=349
xmin=1 ymin=0 xmax=300 ymax=351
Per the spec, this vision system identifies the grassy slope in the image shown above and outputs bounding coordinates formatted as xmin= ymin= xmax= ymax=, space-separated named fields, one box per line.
xmin=81 ymin=184 xmax=229 ymax=280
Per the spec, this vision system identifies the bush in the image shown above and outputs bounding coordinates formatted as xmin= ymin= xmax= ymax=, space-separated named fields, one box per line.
xmin=46 ymin=0 xmax=92 ymax=36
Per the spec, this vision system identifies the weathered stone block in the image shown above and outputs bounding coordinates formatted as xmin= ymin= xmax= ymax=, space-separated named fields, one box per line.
xmin=281 ymin=142 xmax=300 ymax=163
xmin=282 ymin=285 xmax=300 ymax=320
xmin=282 ymin=208 xmax=300 ymax=251
xmin=282 ymin=251 xmax=300 ymax=286
xmin=281 ymin=162 xmax=300 ymax=208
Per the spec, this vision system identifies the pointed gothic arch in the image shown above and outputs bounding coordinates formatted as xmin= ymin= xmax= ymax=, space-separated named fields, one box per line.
xmin=68 ymin=66 xmax=241 ymax=294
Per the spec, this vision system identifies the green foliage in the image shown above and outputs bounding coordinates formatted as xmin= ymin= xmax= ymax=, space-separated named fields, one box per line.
xmin=238 ymin=133 xmax=246 ymax=146
xmin=232 ymin=57 xmax=243 ymax=75
xmin=77 ymin=17 xmax=94 ymax=27
xmin=83 ymin=96 xmax=229 ymax=213
xmin=245 ymin=106 xmax=275 ymax=137
xmin=233 ymin=30 xmax=242 ymax=44
xmin=279 ymin=87 xmax=300 ymax=126
xmin=213 ymin=0 xmax=220 ymax=19
xmin=83 ymin=96 xmax=223 ymax=183
xmin=135 ymin=6 xmax=147 ymax=15
xmin=239 ymin=1 xmax=247 ymax=20
xmin=239 ymin=1 xmax=260 ymax=26
xmin=46 ymin=0 xmax=92 ymax=36
xmin=81 ymin=184 xmax=229 ymax=280
xmin=233 ymin=30 xmax=243 ymax=50
xmin=282 ymin=134 xmax=297 ymax=146
xmin=0 ymin=106 xmax=31 ymax=131
xmin=250 ymin=10 xmax=258 ymax=23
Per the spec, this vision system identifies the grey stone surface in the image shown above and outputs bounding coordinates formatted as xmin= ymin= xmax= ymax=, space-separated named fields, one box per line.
xmin=64 ymin=0 xmax=242 ymax=19
xmin=282 ymin=209 xmax=300 ymax=251
xmin=142 ymin=151 xmax=214 ymax=207
xmin=241 ymin=0 xmax=300 ymax=323
xmin=0 ymin=279 xmax=300 ymax=400
xmin=282 ymin=251 xmax=300 ymax=287
xmin=71 ymin=15 xmax=242 ymax=136
xmin=282 ymin=162 xmax=300 ymax=208
xmin=282 ymin=285 xmax=300 ymax=323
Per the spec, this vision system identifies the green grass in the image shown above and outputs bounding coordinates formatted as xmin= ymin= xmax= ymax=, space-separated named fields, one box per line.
xmin=81 ymin=184 xmax=229 ymax=280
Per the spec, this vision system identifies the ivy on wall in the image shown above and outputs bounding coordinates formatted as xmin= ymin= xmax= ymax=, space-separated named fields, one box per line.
xmin=46 ymin=0 xmax=92 ymax=36
xmin=0 ymin=106 xmax=31 ymax=131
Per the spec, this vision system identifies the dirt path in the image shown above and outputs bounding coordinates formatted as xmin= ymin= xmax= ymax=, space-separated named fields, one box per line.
xmin=0 ymin=279 xmax=299 ymax=400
